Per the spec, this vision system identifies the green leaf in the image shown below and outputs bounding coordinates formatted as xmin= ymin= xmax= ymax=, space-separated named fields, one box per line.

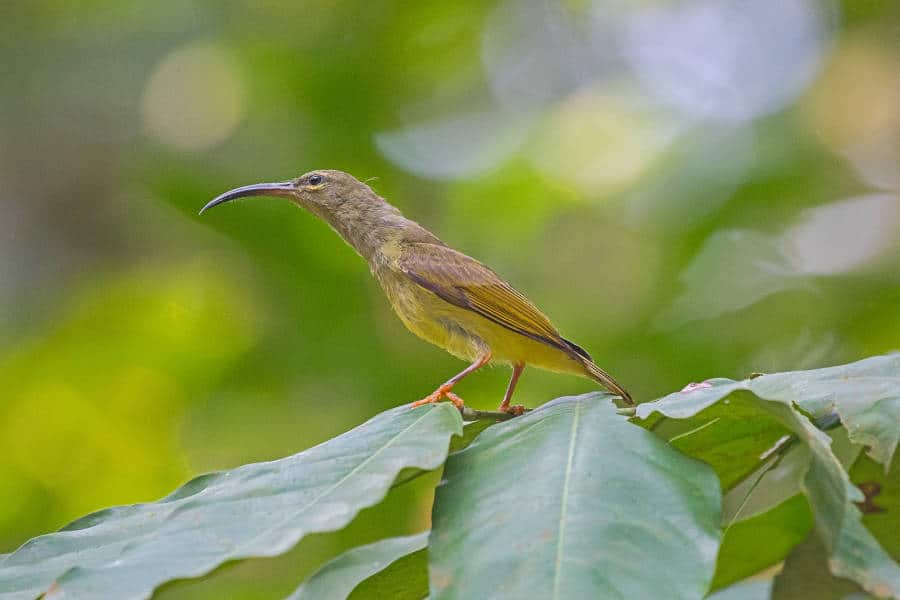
xmin=755 ymin=354 xmax=900 ymax=468
xmin=772 ymin=535 xmax=870 ymax=600
xmin=762 ymin=397 xmax=899 ymax=598
xmin=823 ymin=501 xmax=900 ymax=598
xmin=850 ymin=455 xmax=900 ymax=561
xmin=430 ymin=393 xmax=722 ymax=599
xmin=707 ymin=578 xmax=773 ymax=600
xmin=636 ymin=354 xmax=899 ymax=468
xmin=651 ymin=393 xmax=792 ymax=491
xmin=772 ymin=533 xmax=873 ymax=600
xmin=722 ymin=443 xmax=810 ymax=525
xmin=348 ymin=546 xmax=429 ymax=600
xmin=447 ymin=418 xmax=496 ymax=454
xmin=711 ymin=429 xmax=859 ymax=589
xmin=0 ymin=404 xmax=462 ymax=600
xmin=288 ymin=532 xmax=428 ymax=600
xmin=391 ymin=418 xmax=497 ymax=489
xmin=712 ymin=494 xmax=813 ymax=591
xmin=722 ymin=426 xmax=861 ymax=525
xmin=637 ymin=355 xmax=900 ymax=598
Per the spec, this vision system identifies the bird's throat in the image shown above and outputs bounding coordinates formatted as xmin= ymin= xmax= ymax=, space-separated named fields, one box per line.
xmin=315 ymin=200 xmax=412 ymax=260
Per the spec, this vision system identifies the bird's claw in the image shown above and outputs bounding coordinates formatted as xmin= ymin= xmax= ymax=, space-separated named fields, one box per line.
xmin=411 ymin=385 xmax=466 ymax=411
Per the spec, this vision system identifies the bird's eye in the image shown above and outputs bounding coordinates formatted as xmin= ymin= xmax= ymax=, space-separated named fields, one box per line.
xmin=307 ymin=174 xmax=325 ymax=186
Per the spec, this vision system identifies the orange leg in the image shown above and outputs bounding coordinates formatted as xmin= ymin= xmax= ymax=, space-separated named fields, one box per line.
xmin=411 ymin=351 xmax=492 ymax=410
xmin=498 ymin=362 xmax=526 ymax=416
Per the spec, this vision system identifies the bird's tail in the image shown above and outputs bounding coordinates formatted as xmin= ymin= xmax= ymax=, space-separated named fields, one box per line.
xmin=583 ymin=360 xmax=633 ymax=405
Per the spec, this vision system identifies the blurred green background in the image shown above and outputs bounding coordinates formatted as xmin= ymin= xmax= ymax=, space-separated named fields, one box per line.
xmin=2 ymin=0 xmax=899 ymax=597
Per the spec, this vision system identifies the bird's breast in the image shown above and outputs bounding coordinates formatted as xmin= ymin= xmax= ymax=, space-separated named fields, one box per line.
xmin=372 ymin=263 xmax=485 ymax=362
xmin=370 ymin=255 xmax=586 ymax=375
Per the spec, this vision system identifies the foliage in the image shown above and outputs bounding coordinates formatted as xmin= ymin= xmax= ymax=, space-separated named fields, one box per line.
xmin=1 ymin=356 xmax=897 ymax=599
xmin=635 ymin=355 xmax=900 ymax=598
xmin=4 ymin=2 xmax=900 ymax=598
xmin=430 ymin=396 xmax=721 ymax=599
xmin=0 ymin=405 xmax=460 ymax=600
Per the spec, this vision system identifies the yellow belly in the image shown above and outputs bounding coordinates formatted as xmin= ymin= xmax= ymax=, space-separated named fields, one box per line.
xmin=374 ymin=267 xmax=585 ymax=376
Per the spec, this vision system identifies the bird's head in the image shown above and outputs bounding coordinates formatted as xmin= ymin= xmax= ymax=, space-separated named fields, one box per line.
xmin=199 ymin=170 xmax=380 ymax=221
xmin=200 ymin=169 xmax=409 ymax=258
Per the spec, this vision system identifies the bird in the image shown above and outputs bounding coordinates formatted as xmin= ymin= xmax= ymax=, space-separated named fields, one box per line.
xmin=200 ymin=170 xmax=632 ymax=415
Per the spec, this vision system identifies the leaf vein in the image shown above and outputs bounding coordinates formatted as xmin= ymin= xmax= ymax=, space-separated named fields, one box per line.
xmin=552 ymin=400 xmax=581 ymax=600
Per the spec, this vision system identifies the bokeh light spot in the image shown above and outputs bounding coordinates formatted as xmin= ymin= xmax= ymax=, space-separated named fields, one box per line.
xmin=804 ymin=37 xmax=900 ymax=190
xmin=623 ymin=0 xmax=833 ymax=122
xmin=529 ymin=86 xmax=680 ymax=196
xmin=784 ymin=194 xmax=899 ymax=276
xmin=141 ymin=41 xmax=244 ymax=152
xmin=375 ymin=110 xmax=529 ymax=180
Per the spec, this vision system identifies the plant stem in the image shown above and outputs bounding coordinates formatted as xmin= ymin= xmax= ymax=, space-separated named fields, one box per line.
xmin=459 ymin=406 xmax=528 ymax=421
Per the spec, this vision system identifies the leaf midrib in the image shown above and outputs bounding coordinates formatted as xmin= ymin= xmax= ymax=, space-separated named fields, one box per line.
xmin=552 ymin=400 xmax=581 ymax=600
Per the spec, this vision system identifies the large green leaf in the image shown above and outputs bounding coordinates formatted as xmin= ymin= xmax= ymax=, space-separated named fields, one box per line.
xmin=754 ymin=354 xmax=899 ymax=468
xmin=0 ymin=404 xmax=462 ymax=600
xmin=430 ymin=394 xmax=722 ymax=599
xmin=287 ymin=532 xmax=428 ymax=600
xmin=636 ymin=354 xmax=899 ymax=468
xmin=636 ymin=355 xmax=900 ymax=598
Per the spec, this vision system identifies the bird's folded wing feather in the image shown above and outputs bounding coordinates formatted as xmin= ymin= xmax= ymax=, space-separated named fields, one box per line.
xmin=397 ymin=243 xmax=571 ymax=352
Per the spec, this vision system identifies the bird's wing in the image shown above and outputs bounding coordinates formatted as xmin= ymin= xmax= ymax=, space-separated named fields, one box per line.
xmin=398 ymin=243 xmax=581 ymax=356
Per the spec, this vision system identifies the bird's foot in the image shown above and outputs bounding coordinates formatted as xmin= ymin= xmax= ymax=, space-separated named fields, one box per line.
xmin=497 ymin=403 xmax=526 ymax=417
xmin=411 ymin=384 xmax=466 ymax=411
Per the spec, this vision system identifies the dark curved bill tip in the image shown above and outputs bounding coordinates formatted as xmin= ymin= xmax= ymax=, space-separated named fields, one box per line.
xmin=199 ymin=181 xmax=296 ymax=215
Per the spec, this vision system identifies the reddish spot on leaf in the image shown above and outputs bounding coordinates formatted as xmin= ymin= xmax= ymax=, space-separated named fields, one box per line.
xmin=680 ymin=381 xmax=713 ymax=393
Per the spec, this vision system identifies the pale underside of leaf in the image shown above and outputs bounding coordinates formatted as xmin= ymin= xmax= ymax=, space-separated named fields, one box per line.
xmin=637 ymin=354 xmax=899 ymax=468
xmin=751 ymin=354 xmax=900 ymax=469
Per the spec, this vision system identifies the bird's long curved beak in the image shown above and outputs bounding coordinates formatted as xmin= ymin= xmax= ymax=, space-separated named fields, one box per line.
xmin=199 ymin=181 xmax=297 ymax=215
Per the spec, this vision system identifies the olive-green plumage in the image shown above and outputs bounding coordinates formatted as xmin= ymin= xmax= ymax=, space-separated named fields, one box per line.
xmin=201 ymin=170 xmax=632 ymax=413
